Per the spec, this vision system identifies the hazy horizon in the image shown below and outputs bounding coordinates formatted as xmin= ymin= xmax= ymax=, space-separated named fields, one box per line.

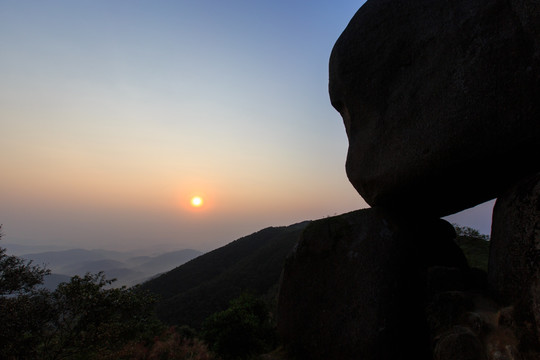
xmin=1 ymin=1 xmax=494 ymax=253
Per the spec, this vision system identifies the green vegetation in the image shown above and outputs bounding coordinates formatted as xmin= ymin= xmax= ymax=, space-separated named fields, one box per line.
xmin=106 ymin=326 xmax=218 ymax=360
xmin=0 ymin=230 xmax=52 ymax=359
xmin=41 ymin=272 xmax=162 ymax=359
xmin=202 ymin=293 xmax=277 ymax=360
xmin=0 ymin=225 xmax=217 ymax=359
xmin=1 ymin=222 xmax=296 ymax=359
xmin=0 ymin=261 xmax=162 ymax=358
xmin=142 ymin=221 xmax=309 ymax=328
xmin=453 ymin=224 xmax=490 ymax=272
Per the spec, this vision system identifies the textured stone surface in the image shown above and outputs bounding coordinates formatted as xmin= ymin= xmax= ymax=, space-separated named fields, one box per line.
xmin=329 ymin=0 xmax=540 ymax=216
xmin=433 ymin=326 xmax=485 ymax=360
xmin=277 ymin=209 xmax=466 ymax=359
xmin=510 ymin=0 xmax=540 ymax=49
xmin=426 ymin=291 xmax=475 ymax=336
xmin=488 ymin=172 xmax=540 ymax=350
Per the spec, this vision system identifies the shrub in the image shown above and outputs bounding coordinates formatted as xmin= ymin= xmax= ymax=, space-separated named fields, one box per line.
xmin=1 ymin=224 xmax=165 ymax=359
xmin=107 ymin=326 xmax=219 ymax=360
xmin=453 ymin=224 xmax=490 ymax=272
xmin=201 ymin=293 xmax=277 ymax=360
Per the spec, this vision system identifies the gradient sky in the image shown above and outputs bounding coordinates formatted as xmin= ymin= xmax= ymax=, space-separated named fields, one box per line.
xmin=0 ymin=0 xmax=494 ymax=252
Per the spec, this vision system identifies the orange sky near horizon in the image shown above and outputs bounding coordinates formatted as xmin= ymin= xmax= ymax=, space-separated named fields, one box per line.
xmin=0 ymin=0 xmax=494 ymax=252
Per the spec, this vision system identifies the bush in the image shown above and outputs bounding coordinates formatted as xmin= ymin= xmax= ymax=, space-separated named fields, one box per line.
xmin=0 ymin=225 xmax=54 ymax=359
xmin=453 ymin=224 xmax=490 ymax=272
xmin=107 ymin=326 xmax=218 ymax=360
xmin=201 ymin=293 xmax=277 ymax=360
xmin=41 ymin=272 xmax=163 ymax=359
xmin=0 ymin=225 xmax=165 ymax=359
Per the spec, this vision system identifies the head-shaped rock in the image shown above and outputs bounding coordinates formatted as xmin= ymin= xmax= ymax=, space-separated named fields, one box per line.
xmin=329 ymin=0 xmax=540 ymax=217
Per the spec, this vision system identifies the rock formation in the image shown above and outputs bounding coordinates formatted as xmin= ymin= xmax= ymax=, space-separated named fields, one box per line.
xmin=328 ymin=0 xmax=540 ymax=217
xmin=278 ymin=210 xmax=467 ymax=359
xmin=276 ymin=0 xmax=540 ymax=359
xmin=488 ymin=172 xmax=540 ymax=356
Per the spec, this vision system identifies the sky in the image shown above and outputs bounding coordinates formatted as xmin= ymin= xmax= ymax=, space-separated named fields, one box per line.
xmin=0 ymin=0 xmax=494 ymax=252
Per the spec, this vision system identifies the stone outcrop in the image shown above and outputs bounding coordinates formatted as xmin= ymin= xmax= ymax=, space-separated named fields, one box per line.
xmin=433 ymin=326 xmax=485 ymax=360
xmin=277 ymin=210 xmax=540 ymax=360
xmin=328 ymin=0 xmax=540 ymax=217
xmin=277 ymin=0 xmax=540 ymax=359
xmin=277 ymin=210 xmax=468 ymax=359
xmin=488 ymin=172 xmax=540 ymax=355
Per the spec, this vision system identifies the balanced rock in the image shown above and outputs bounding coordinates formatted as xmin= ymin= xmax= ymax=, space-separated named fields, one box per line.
xmin=329 ymin=0 xmax=540 ymax=216
xmin=277 ymin=209 xmax=467 ymax=359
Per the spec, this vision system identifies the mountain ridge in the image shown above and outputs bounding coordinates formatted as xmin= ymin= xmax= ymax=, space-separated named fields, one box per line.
xmin=13 ymin=247 xmax=203 ymax=288
xmin=141 ymin=221 xmax=311 ymax=328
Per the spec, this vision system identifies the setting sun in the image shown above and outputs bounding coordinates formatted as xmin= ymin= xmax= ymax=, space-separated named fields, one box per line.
xmin=190 ymin=196 xmax=203 ymax=207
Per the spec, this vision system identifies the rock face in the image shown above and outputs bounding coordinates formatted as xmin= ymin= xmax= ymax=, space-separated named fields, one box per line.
xmin=276 ymin=0 xmax=540 ymax=359
xmin=277 ymin=210 xmax=468 ymax=360
xmin=488 ymin=172 xmax=540 ymax=354
xmin=329 ymin=0 xmax=540 ymax=217
xmin=433 ymin=326 xmax=485 ymax=360
xmin=277 ymin=212 xmax=539 ymax=360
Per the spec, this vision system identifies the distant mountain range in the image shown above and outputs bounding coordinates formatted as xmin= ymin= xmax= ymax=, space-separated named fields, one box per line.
xmin=5 ymin=246 xmax=203 ymax=288
xmin=141 ymin=221 xmax=311 ymax=328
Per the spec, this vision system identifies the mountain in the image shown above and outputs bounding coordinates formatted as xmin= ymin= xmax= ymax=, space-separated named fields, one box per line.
xmin=131 ymin=249 xmax=203 ymax=276
xmin=141 ymin=221 xmax=310 ymax=329
xmin=17 ymin=247 xmax=203 ymax=289
xmin=21 ymin=249 xmax=107 ymax=272
xmin=41 ymin=273 xmax=72 ymax=290
xmin=63 ymin=259 xmax=127 ymax=275
xmin=3 ymin=243 xmax=66 ymax=256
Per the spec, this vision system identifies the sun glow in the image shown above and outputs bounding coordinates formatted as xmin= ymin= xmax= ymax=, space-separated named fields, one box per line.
xmin=190 ymin=196 xmax=203 ymax=207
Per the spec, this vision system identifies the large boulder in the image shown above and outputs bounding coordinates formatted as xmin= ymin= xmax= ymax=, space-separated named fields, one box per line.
xmin=277 ymin=209 xmax=467 ymax=359
xmin=488 ymin=172 xmax=540 ymax=353
xmin=329 ymin=0 xmax=540 ymax=217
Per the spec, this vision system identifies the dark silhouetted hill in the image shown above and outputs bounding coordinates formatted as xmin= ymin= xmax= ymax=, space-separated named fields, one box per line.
xmin=141 ymin=221 xmax=310 ymax=328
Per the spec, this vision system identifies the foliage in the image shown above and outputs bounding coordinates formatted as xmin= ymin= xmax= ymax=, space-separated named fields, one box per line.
xmin=106 ymin=326 xmax=219 ymax=360
xmin=0 ymin=226 xmax=164 ymax=359
xmin=453 ymin=224 xmax=490 ymax=242
xmin=201 ymin=293 xmax=277 ymax=360
xmin=453 ymin=224 xmax=490 ymax=272
xmin=41 ymin=272 xmax=163 ymax=359
xmin=0 ymin=290 xmax=54 ymax=359
xmin=0 ymin=225 xmax=54 ymax=358
xmin=0 ymin=226 xmax=50 ymax=296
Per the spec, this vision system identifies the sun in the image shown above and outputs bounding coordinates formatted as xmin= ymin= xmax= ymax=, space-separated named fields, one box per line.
xmin=190 ymin=196 xmax=203 ymax=207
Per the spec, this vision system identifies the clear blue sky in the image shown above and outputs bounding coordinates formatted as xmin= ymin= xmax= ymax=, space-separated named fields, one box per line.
xmin=0 ymin=0 xmax=493 ymax=252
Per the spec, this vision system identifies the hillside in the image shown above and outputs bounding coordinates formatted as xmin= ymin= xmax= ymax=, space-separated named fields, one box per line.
xmin=142 ymin=220 xmax=491 ymax=329
xmin=455 ymin=234 xmax=490 ymax=272
xmin=141 ymin=221 xmax=310 ymax=328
